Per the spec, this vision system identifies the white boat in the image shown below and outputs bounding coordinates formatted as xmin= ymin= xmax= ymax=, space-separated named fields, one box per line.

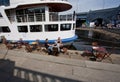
xmin=0 ymin=0 xmax=77 ymax=43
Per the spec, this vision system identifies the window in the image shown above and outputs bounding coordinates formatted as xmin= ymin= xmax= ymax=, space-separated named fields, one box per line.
xmin=34 ymin=7 xmax=45 ymax=14
xmin=16 ymin=9 xmax=24 ymax=15
xmin=0 ymin=26 xmax=11 ymax=33
xmin=18 ymin=26 xmax=28 ymax=32
xmin=16 ymin=7 xmax=45 ymax=15
xmin=0 ymin=0 xmax=10 ymax=6
xmin=30 ymin=25 xmax=42 ymax=32
xmin=45 ymin=24 xmax=58 ymax=32
xmin=16 ymin=7 xmax=45 ymax=22
xmin=60 ymin=24 xmax=71 ymax=31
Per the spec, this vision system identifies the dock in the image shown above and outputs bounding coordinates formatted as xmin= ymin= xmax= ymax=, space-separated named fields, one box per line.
xmin=0 ymin=44 xmax=120 ymax=82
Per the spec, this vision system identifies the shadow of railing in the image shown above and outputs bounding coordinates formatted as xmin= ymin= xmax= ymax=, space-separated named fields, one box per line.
xmin=13 ymin=67 xmax=82 ymax=82
xmin=0 ymin=59 xmax=83 ymax=82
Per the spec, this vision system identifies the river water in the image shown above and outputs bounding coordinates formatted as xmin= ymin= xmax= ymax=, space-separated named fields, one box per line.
xmin=72 ymin=38 xmax=120 ymax=54
xmin=72 ymin=30 xmax=120 ymax=54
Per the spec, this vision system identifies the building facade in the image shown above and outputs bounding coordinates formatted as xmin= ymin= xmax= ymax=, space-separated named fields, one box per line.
xmin=76 ymin=6 xmax=120 ymax=28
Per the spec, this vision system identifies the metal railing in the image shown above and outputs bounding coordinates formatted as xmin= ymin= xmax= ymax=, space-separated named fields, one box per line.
xmin=8 ymin=13 xmax=74 ymax=23
xmin=49 ymin=12 xmax=73 ymax=21
xmin=16 ymin=13 xmax=45 ymax=22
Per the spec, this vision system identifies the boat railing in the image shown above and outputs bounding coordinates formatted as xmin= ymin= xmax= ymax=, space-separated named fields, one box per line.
xmin=8 ymin=13 xmax=74 ymax=23
xmin=8 ymin=13 xmax=45 ymax=23
xmin=49 ymin=14 xmax=74 ymax=21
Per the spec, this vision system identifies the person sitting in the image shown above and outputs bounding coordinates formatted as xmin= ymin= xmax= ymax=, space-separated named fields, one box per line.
xmin=53 ymin=41 xmax=61 ymax=52
xmin=56 ymin=37 xmax=62 ymax=44
xmin=91 ymin=42 xmax=111 ymax=61
xmin=17 ymin=38 xmax=24 ymax=48
xmin=49 ymin=41 xmax=61 ymax=56
xmin=56 ymin=37 xmax=63 ymax=48
xmin=1 ymin=37 xmax=14 ymax=49
xmin=44 ymin=38 xmax=52 ymax=55
xmin=35 ymin=39 xmax=41 ymax=51
xmin=2 ymin=36 xmax=7 ymax=45
xmin=44 ymin=38 xmax=49 ymax=49
xmin=92 ymin=42 xmax=99 ymax=51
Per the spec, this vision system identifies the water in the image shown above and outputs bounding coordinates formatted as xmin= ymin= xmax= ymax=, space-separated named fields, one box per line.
xmin=73 ymin=29 xmax=120 ymax=54
xmin=73 ymin=39 xmax=91 ymax=50
xmin=72 ymin=38 xmax=120 ymax=54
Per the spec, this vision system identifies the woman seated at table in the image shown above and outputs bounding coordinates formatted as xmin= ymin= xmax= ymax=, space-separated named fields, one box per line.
xmin=44 ymin=38 xmax=61 ymax=55
xmin=92 ymin=42 xmax=99 ymax=51
xmin=49 ymin=41 xmax=62 ymax=56
xmin=57 ymin=37 xmax=63 ymax=44
xmin=53 ymin=41 xmax=61 ymax=52
xmin=56 ymin=37 xmax=63 ymax=49
xmin=92 ymin=42 xmax=110 ymax=60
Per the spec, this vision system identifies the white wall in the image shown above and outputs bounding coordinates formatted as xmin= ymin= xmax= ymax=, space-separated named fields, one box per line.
xmin=10 ymin=0 xmax=41 ymax=5
xmin=0 ymin=19 xmax=9 ymax=26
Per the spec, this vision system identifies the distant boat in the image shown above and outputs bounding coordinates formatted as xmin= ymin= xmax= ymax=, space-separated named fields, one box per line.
xmin=0 ymin=0 xmax=77 ymax=43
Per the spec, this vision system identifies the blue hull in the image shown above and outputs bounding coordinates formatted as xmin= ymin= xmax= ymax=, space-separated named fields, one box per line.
xmin=28 ymin=35 xmax=78 ymax=44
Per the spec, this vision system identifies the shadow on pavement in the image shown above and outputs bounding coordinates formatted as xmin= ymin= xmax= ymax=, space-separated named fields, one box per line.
xmin=0 ymin=59 xmax=15 ymax=82
xmin=0 ymin=59 xmax=83 ymax=82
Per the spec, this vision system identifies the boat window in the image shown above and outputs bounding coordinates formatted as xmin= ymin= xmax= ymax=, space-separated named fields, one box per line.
xmin=45 ymin=24 xmax=58 ymax=32
xmin=30 ymin=25 xmax=42 ymax=32
xmin=60 ymin=24 xmax=71 ymax=31
xmin=16 ymin=9 xmax=24 ymax=15
xmin=16 ymin=7 xmax=45 ymax=22
xmin=16 ymin=7 xmax=45 ymax=15
xmin=34 ymin=7 xmax=45 ymax=13
xmin=28 ymin=9 xmax=34 ymax=14
xmin=0 ymin=0 xmax=10 ymax=6
xmin=18 ymin=26 xmax=28 ymax=32
xmin=0 ymin=26 xmax=11 ymax=33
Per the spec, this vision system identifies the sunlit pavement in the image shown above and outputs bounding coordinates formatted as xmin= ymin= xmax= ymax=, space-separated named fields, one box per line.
xmin=0 ymin=48 xmax=120 ymax=82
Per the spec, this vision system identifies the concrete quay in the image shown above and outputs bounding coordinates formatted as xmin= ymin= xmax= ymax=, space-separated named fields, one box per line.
xmin=0 ymin=49 xmax=120 ymax=82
